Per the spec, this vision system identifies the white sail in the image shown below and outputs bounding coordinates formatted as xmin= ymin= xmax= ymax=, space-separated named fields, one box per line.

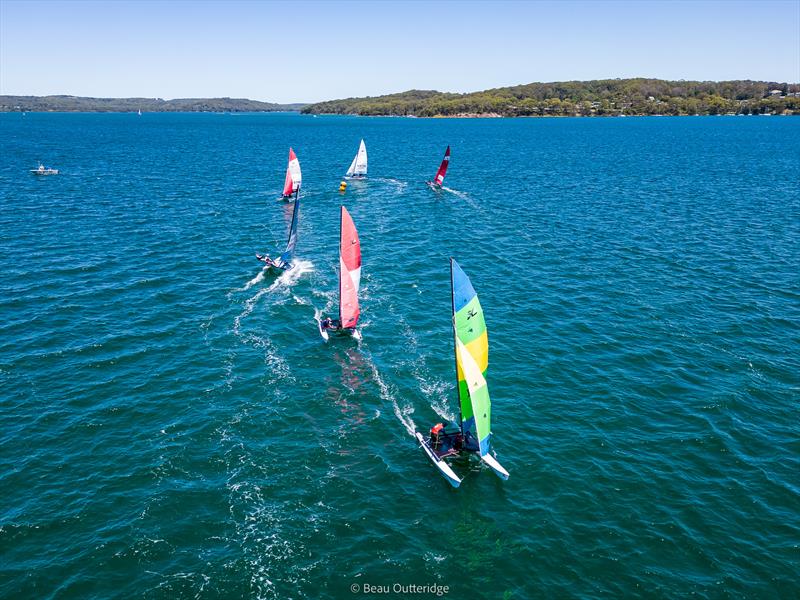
xmin=288 ymin=155 xmax=302 ymax=189
xmin=345 ymin=155 xmax=358 ymax=177
xmin=346 ymin=139 xmax=368 ymax=177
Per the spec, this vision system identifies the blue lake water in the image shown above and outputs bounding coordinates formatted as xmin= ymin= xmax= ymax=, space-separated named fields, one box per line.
xmin=0 ymin=112 xmax=798 ymax=598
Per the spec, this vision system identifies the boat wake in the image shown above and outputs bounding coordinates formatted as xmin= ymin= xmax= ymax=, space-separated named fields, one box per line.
xmin=230 ymin=258 xmax=313 ymax=297
xmin=231 ymin=288 xmax=292 ymax=381
xmin=237 ymin=266 xmax=268 ymax=292
xmin=441 ymin=186 xmax=480 ymax=209
xmin=229 ymin=260 xmax=313 ymax=380
xmin=270 ymin=259 xmax=314 ymax=291
xmin=398 ymin=318 xmax=455 ymax=422
xmin=373 ymin=177 xmax=408 ymax=192
xmin=361 ymin=347 xmax=416 ymax=436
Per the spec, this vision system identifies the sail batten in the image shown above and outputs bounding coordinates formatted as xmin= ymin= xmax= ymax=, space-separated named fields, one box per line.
xmin=338 ymin=206 xmax=361 ymax=328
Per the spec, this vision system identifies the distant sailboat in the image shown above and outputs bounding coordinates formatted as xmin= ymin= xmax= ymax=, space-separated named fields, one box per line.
xmin=344 ymin=139 xmax=368 ymax=179
xmin=137 ymin=109 xmax=142 ymax=116
xmin=426 ymin=145 xmax=450 ymax=188
xmin=30 ymin=163 xmax=58 ymax=175
xmin=415 ymin=259 xmax=509 ymax=488
xmin=281 ymin=148 xmax=302 ymax=200
xmin=256 ymin=195 xmax=301 ymax=272
xmin=319 ymin=206 xmax=362 ymax=341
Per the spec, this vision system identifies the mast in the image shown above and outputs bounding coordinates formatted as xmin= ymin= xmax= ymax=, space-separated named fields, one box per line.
xmin=450 ymin=257 xmax=464 ymax=434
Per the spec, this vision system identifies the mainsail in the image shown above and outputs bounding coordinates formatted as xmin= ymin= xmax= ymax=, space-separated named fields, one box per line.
xmin=278 ymin=197 xmax=301 ymax=265
xmin=338 ymin=206 xmax=361 ymax=329
xmin=451 ymin=259 xmax=491 ymax=456
xmin=282 ymin=148 xmax=302 ymax=196
xmin=433 ymin=146 xmax=450 ymax=186
xmin=345 ymin=139 xmax=368 ymax=178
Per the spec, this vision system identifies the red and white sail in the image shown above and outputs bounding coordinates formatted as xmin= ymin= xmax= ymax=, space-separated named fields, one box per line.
xmin=282 ymin=148 xmax=302 ymax=196
xmin=338 ymin=206 xmax=361 ymax=329
xmin=433 ymin=145 xmax=450 ymax=186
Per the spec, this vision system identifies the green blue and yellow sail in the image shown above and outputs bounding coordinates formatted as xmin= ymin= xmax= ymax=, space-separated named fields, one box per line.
xmin=450 ymin=259 xmax=492 ymax=456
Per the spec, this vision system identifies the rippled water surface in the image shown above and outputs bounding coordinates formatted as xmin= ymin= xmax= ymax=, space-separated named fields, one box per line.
xmin=1 ymin=112 xmax=798 ymax=598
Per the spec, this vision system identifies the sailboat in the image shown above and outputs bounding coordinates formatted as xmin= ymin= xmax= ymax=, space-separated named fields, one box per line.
xmin=256 ymin=195 xmax=300 ymax=272
xmin=30 ymin=163 xmax=58 ymax=175
xmin=426 ymin=145 xmax=450 ymax=189
xmin=318 ymin=206 xmax=362 ymax=341
xmin=415 ymin=259 xmax=509 ymax=488
xmin=281 ymin=148 xmax=302 ymax=200
xmin=344 ymin=139 xmax=368 ymax=179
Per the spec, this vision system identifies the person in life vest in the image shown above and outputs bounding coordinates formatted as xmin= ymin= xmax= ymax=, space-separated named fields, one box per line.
xmin=256 ymin=254 xmax=276 ymax=267
xmin=430 ymin=423 xmax=445 ymax=450
xmin=320 ymin=317 xmax=341 ymax=331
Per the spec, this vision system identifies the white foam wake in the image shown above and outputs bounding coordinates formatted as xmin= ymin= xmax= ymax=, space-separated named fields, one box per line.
xmin=270 ymin=259 xmax=314 ymax=291
xmin=240 ymin=267 xmax=267 ymax=292
xmin=441 ymin=186 xmax=480 ymax=209
xmin=231 ymin=259 xmax=314 ymax=296
xmin=374 ymin=177 xmax=408 ymax=192
xmin=398 ymin=317 xmax=456 ymax=423
xmin=363 ymin=352 xmax=416 ymax=436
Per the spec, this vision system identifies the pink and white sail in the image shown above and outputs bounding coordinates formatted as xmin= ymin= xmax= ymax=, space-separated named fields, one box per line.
xmin=338 ymin=206 xmax=361 ymax=329
xmin=282 ymin=148 xmax=302 ymax=196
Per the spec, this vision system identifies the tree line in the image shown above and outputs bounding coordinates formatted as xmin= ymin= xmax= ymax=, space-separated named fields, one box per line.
xmin=0 ymin=95 xmax=305 ymax=113
xmin=301 ymin=79 xmax=800 ymax=117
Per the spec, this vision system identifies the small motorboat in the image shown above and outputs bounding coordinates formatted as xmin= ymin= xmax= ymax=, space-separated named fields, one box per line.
xmin=30 ymin=164 xmax=58 ymax=175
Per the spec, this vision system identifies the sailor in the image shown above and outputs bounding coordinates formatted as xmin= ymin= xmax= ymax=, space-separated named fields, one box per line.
xmin=430 ymin=423 xmax=444 ymax=450
xmin=256 ymin=254 xmax=274 ymax=266
xmin=320 ymin=317 xmax=333 ymax=330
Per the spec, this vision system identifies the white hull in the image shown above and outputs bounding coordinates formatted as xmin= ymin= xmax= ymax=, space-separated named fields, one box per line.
xmin=480 ymin=453 xmax=509 ymax=480
xmin=318 ymin=320 xmax=360 ymax=341
xmin=415 ymin=432 xmax=461 ymax=488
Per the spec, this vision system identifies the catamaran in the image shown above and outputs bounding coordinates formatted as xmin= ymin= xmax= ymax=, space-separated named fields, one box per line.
xmin=256 ymin=195 xmax=300 ymax=272
xmin=281 ymin=148 xmax=302 ymax=200
xmin=415 ymin=259 xmax=509 ymax=488
xmin=344 ymin=139 xmax=368 ymax=179
xmin=426 ymin=145 xmax=450 ymax=189
xmin=318 ymin=206 xmax=362 ymax=341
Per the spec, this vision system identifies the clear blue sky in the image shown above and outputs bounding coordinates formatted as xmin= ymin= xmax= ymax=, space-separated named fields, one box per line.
xmin=1 ymin=0 xmax=798 ymax=103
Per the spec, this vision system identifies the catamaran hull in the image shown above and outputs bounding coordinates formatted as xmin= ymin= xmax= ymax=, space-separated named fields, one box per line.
xmin=256 ymin=256 xmax=290 ymax=273
xmin=318 ymin=321 xmax=360 ymax=341
xmin=415 ymin=432 xmax=461 ymax=488
xmin=481 ymin=453 xmax=510 ymax=481
xmin=344 ymin=175 xmax=366 ymax=180
xmin=426 ymin=181 xmax=442 ymax=190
